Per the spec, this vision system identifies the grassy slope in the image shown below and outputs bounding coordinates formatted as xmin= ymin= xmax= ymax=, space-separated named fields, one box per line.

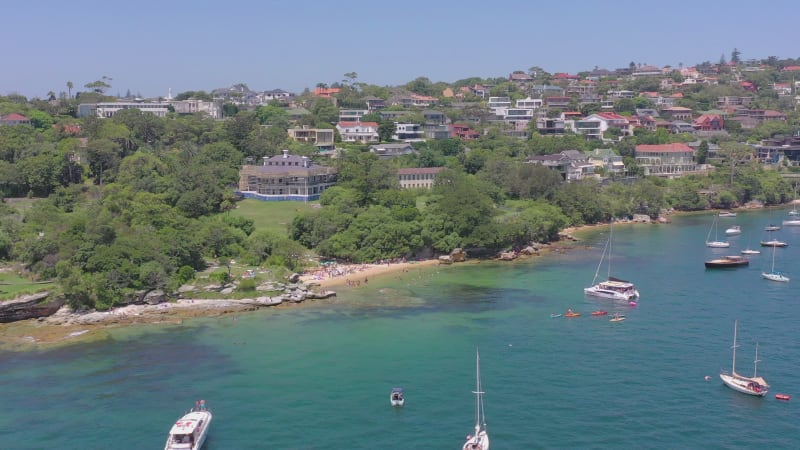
xmin=228 ymin=199 xmax=320 ymax=236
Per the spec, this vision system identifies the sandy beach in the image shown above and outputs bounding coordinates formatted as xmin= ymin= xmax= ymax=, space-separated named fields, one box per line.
xmin=0 ymin=259 xmax=446 ymax=349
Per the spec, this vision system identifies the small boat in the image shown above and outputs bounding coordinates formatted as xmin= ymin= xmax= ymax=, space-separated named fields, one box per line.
xmin=609 ymin=313 xmax=625 ymax=322
xmin=720 ymin=320 xmax=769 ymax=397
xmin=591 ymin=310 xmax=608 ymax=316
xmin=165 ymin=400 xmax=212 ymax=450
xmin=390 ymin=387 xmax=405 ymax=407
xmin=462 ymin=349 xmax=490 ymax=450
xmin=740 ymin=248 xmax=761 ymax=255
xmin=718 ymin=211 xmax=737 ymax=217
xmin=762 ymin=244 xmax=789 ymax=282
xmin=704 ymin=255 xmax=749 ymax=269
xmin=706 ymin=216 xmax=730 ymax=248
xmin=764 ymin=224 xmax=781 ymax=231
xmin=782 ymin=218 xmax=800 ymax=226
xmin=564 ymin=311 xmax=582 ymax=318
xmin=725 ymin=225 xmax=742 ymax=235
xmin=549 ymin=313 xmax=563 ymax=318
xmin=760 ymin=239 xmax=788 ymax=248
xmin=584 ymin=223 xmax=640 ymax=301
xmin=775 ymin=393 xmax=791 ymax=401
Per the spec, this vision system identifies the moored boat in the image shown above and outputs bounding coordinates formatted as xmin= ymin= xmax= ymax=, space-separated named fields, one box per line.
xmin=740 ymin=248 xmax=761 ymax=255
xmin=584 ymin=223 xmax=640 ymax=301
xmin=760 ymin=239 xmax=788 ymax=248
xmin=764 ymin=224 xmax=781 ymax=231
xmin=718 ymin=211 xmax=737 ymax=218
xmin=462 ymin=350 xmax=489 ymax=450
xmin=704 ymin=255 xmax=749 ymax=269
xmin=706 ymin=216 xmax=730 ymax=248
xmin=390 ymin=387 xmax=405 ymax=406
xmin=762 ymin=244 xmax=789 ymax=282
xmin=165 ymin=400 xmax=212 ymax=450
xmin=720 ymin=321 xmax=768 ymax=397
xmin=725 ymin=225 xmax=742 ymax=235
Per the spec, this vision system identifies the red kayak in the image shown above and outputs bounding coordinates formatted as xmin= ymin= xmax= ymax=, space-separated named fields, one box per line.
xmin=775 ymin=394 xmax=791 ymax=401
xmin=591 ymin=311 xmax=608 ymax=316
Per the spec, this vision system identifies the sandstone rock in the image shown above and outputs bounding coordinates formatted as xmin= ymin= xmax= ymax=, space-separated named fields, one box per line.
xmin=143 ymin=290 xmax=166 ymax=305
xmin=0 ymin=292 xmax=65 ymax=323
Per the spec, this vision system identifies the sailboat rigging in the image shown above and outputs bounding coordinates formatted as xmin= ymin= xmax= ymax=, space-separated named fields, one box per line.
xmin=762 ymin=244 xmax=789 ymax=282
xmin=584 ymin=223 xmax=640 ymax=301
xmin=705 ymin=215 xmax=730 ymax=248
xmin=719 ymin=320 xmax=769 ymax=397
xmin=462 ymin=349 xmax=489 ymax=450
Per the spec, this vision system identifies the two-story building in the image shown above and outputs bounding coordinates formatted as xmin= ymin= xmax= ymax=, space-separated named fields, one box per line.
xmin=634 ymin=143 xmax=697 ymax=177
xmin=287 ymin=126 xmax=335 ymax=151
xmin=339 ymin=109 xmax=368 ymax=123
xmin=237 ymin=150 xmax=337 ymax=201
xmin=393 ymin=123 xmax=425 ymax=141
xmin=526 ymin=150 xmax=595 ymax=181
xmin=78 ymin=101 xmax=171 ymax=118
xmin=336 ymin=121 xmax=379 ymax=143
xmin=587 ymin=148 xmax=627 ymax=176
xmin=397 ymin=167 xmax=444 ymax=189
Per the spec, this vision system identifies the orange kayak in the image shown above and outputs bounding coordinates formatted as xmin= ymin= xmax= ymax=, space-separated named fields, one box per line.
xmin=591 ymin=311 xmax=608 ymax=316
xmin=565 ymin=312 xmax=582 ymax=318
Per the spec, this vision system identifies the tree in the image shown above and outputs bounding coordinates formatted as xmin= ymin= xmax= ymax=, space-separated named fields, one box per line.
xmin=66 ymin=81 xmax=73 ymax=98
xmin=731 ymin=48 xmax=742 ymax=64
xmin=84 ymin=76 xmax=113 ymax=94
xmin=378 ymin=121 xmax=396 ymax=142
xmin=696 ymin=140 xmax=709 ymax=165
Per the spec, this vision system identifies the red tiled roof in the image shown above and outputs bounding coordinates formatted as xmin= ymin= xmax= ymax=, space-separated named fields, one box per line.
xmin=596 ymin=112 xmax=628 ymax=121
xmin=3 ymin=113 xmax=29 ymax=121
xmin=635 ymin=143 xmax=694 ymax=153
xmin=782 ymin=65 xmax=800 ymax=71
xmin=764 ymin=110 xmax=786 ymax=117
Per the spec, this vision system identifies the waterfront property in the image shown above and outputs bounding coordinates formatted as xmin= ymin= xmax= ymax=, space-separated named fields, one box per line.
xmin=237 ymin=150 xmax=337 ymax=201
xmin=634 ymin=143 xmax=698 ymax=178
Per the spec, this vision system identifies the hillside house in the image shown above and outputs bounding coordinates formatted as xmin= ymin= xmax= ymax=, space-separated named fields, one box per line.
xmin=369 ymin=143 xmax=416 ymax=159
xmin=287 ymin=126 xmax=335 ymax=151
xmin=237 ymin=150 xmax=337 ymax=201
xmin=0 ymin=113 xmax=30 ymax=126
xmin=526 ymin=150 xmax=595 ymax=181
xmin=635 ymin=143 xmax=697 ymax=177
xmin=336 ymin=121 xmax=379 ymax=143
xmin=397 ymin=167 xmax=444 ymax=189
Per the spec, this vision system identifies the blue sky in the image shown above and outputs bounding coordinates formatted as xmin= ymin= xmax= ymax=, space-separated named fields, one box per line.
xmin=3 ymin=0 xmax=798 ymax=99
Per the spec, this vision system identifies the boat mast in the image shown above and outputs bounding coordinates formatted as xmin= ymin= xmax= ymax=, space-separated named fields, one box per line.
xmin=731 ymin=320 xmax=739 ymax=375
xmin=591 ymin=230 xmax=611 ymax=285
xmin=607 ymin=223 xmax=613 ymax=279
xmin=753 ymin=342 xmax=761 ymax=378
xmin=472 ymin=348 xmax=486 ymax=433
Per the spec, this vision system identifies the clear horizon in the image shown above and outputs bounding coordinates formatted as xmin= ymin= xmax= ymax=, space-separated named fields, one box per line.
xmin=3 ymin=0 xmax=798 ymax=99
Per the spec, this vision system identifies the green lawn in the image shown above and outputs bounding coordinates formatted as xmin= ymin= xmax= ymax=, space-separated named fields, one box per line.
xmin=0 ymin=270 xmax=54 ymax=300
xmin=228 ymin=199 xmax=320 ymax=236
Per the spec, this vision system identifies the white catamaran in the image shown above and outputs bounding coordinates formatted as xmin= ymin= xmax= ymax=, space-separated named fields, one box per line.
xmin=719 ymin=321 xmax=769 ymax=397
xmin=462 ymin=349 xmax=489 ymax=450
xmin=584 ymin=223 xmax=640 ymax=301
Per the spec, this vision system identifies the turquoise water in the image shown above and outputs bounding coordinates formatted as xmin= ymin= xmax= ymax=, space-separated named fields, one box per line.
xmin=2 ymin=210 xmax=800 ymax=449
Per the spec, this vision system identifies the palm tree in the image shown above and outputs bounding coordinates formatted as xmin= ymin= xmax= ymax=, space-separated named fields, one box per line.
xmin=66 ymin=81 xmax=73 ymax=98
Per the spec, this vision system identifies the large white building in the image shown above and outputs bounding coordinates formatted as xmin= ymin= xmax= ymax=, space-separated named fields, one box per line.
xmin=78 ymin=101 xmax=171 ymax=118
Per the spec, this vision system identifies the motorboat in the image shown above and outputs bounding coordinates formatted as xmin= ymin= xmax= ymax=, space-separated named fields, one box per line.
xmin=718 ymin=211 xmax=737 ymax=217
xmin=740 ymin=248 xmax=761 ymax=255
xmin=390 ymin=387 xmax=405 ymax=407
xmin=705 ymin=216 xmax=730 ymax=248
xmin=760 ymin=239 xmax=788 ymax=248
xmin=720 ymin=321 xmax=768 ymax=397
xmin=724 ymin=225 xmax=741 ymax=236
xmin=782 ymin=218 xmax=800 ymax=226
xmin=165 ymin=401 xmax=212 ymax=450
xmin=462 ymin=350 xmax=489 ymax=450
xmin=764 ymin=224 xmax=781 ymax=231
xmin=584 ymin=223 xmax=640 ymax=301
xmin=762 ymin=244 xmax=790 ymax=282
xmin=704 ymin=255 xmax=749 ymax=269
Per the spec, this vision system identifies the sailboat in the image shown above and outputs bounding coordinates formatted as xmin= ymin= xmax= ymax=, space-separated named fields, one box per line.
xmin=762 ymin=244 xmax=790 ymax=282
xmin=719 ymin=320 xmax=769 ymax=397
xmin=462 ymin=349 xmax=489 ymax=450
xmin=705 ymin=215 xmax=730 ymax=248
xmin=584 ymin=223 xmax=640 ymax=301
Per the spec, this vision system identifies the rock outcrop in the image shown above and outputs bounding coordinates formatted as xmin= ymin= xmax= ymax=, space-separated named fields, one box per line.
xmin=0 ymin=292 xmax=65 ymax=323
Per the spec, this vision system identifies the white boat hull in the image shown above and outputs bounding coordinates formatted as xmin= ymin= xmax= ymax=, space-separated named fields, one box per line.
xmin=390 ymin=398 xmax=404 ymax=407
xmin=165 ymin=410 xmax=212 ymax=450
xmin=782 ymin=219 xmax=800 ymax=226
xmin=584 ymin=286 xmax=639 ymax=301
xmin=762 ymin=272 xmax=790 ymax=282
xmin=706 ymin=241 xmax=730 ymax=248
xmin=463 ymin=430 xmax=490 ymax=450
xmin=720 ymin=373 xmax=768 ymax=397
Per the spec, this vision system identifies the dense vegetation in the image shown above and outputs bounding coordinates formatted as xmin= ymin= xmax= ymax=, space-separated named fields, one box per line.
xmin=1 ymin=55 xmax=799 ymax=309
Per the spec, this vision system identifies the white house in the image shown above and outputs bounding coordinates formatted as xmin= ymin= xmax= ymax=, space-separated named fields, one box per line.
xmin=336 ymin=121 xmax=379 ymax=143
